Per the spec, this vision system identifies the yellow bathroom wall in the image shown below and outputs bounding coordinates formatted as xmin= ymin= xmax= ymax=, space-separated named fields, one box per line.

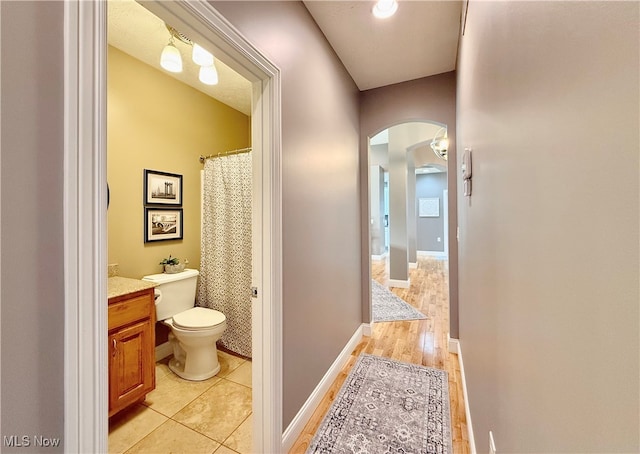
xmin=108 ymin=46 xmax=250 ymax=279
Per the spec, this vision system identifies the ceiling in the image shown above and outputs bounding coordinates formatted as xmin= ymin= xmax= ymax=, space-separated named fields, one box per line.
xmin=107 ymin=0 xmax=252 ymax=115
xmin=107 ymin=1 xmax=463 ymax=114
xmin=303 ymin=1 xmax=463 ymax=91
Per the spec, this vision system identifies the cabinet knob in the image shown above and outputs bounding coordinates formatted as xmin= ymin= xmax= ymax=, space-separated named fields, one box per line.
xmin=112 ymin=338 xmax=117 ymax=357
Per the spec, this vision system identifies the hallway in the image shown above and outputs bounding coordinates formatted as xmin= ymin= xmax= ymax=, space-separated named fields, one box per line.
xmin=290 ymin=255 xmax=469 ymax=453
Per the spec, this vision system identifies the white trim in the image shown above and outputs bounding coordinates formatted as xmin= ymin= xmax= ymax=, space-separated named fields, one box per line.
xmin=417 ymin=250 xmax=447 ymax=258
xmin=361 ymin=323 xmax=373 ymax=337
xmin=371 ymin=252 xmax=388 ymax=260
xmin=155 ymin=342 xmax=173 ymax=362
xmin=388 ymin=278 xmax=410 ymax=288
xmin=443 ymin=189 xmax=449 ymax=258
xmin=409 ymin=262 xmax=418 ymax=269
xmin=456 ymin=340 xmax=476 ymax=454
xmin=447 ymin=335 xmax=459 ymax=354
xmin=64 ymin=1 xmax=108 ymax=451
xmin=282 ymin=324 xmax=364 ymax=452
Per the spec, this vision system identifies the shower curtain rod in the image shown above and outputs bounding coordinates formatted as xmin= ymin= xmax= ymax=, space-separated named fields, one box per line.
xmin=199 ymin=147 xmax=252 ymax=163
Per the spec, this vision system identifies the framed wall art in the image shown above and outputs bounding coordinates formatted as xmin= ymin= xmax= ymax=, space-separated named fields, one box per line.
xmin=144 ymin=169 xmax=183 ymax=206
xmin=419 ymin=197 xmax=440 ymax=217
xmin=144 ymin=208 xmax=183 ymax=242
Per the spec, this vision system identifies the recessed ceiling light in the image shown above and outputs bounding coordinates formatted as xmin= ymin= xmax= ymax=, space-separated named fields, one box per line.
xmin=373 ymin=0 xmax=398 ymax=19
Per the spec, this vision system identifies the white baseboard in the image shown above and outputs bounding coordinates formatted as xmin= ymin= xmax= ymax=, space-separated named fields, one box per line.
xmin=455 ymin=340 xmax=476 ymax=454
xmin=388 ymin=278 xmax=410 ymax=288
xmin=448 ymin=334 xmax=459 ymax=354
xmin=371 ymin=252 xmax=388 ymax=260
xmin=417 ymin=250 xmax=447 ymax=257
xmin=282 ymin=324 xmax=364 ymax=452
xmin=155 ymin=341 xmax=173 ymax=362
xmin=361 ymin=323 xmax=372 ymax=337
xmin=409 ymin=262 xmax=418 ymax=269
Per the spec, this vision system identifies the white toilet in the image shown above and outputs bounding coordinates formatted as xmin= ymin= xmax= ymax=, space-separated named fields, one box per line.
xmin=142 ymin=269 xmax=226 ymax=381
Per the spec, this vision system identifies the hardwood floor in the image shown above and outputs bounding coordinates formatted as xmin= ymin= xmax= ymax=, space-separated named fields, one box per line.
xmin=288 ymin=255 xmax=470 ymax=453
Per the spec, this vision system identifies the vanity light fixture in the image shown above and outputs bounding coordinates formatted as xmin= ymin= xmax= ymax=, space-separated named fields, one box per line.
xmin=199 ymin=63 xmax=219 ymax=86
xmin=192 ymin=43 xmax=214 ymax=67
xmin=160 ymin=24 xmax=219 ymax=86
xmin=373 ymin=0 xmax=398 ymax=19
xmin=160 ymin=36 xmax=183 ymax=73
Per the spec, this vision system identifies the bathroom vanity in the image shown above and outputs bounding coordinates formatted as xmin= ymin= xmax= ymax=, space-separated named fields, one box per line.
xmin=107 ymin=277 xmax=157 ymax=417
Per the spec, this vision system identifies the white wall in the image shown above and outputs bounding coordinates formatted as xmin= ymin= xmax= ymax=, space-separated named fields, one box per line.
xmin=370 ymin=165 xmax=385 ymax=256
xmin=457 ymin=2 xmax=639 ymax=452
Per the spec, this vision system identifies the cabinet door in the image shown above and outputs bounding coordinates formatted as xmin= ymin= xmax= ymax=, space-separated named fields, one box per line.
xmin=109 ymin=319 xmax=155 ymax=415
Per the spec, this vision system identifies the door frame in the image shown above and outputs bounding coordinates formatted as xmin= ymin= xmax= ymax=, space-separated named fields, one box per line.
xmin=63 ymin=1 xmax=282 ymax=451
xmin=364 ymin=121 xmax=451 ymax=322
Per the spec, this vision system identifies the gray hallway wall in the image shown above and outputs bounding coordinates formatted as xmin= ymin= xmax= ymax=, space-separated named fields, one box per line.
xmin=359 ymin=72 xmax=458 ymax=336
xmin=416 ymin=173 xmax=447 ymax=252
xmin=457 ymin=2 xmax=639 ymax=451
xmin=212 ymin=1 xmax=362 ymax=429
xmin=1 ymin=2 xmax=65 ymax=450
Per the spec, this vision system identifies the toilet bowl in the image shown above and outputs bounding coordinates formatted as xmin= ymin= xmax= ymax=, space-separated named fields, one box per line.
xmin=142 ymin=269 xmax=227 ymax=381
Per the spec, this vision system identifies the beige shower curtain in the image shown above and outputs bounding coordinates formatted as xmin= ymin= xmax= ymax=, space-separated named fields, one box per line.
xmin=198 ymin=152 xmax=252 ymax=358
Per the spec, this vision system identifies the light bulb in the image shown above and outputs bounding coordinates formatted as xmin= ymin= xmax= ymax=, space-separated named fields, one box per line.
xmin=373 ymin=0 xmax=398 ymax=19
xmin=192 ymin=43 xmax=214 ymax=66
xmin=437 ymin=138 xmax=449 ymax=150
xmin=199 ymin=64 xmax=219 ymax=85
xmin=160 ymin=41 xmax=182 ymax=73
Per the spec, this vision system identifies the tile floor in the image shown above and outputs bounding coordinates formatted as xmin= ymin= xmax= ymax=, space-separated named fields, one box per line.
xmin=109 ymin=351 xmax=252 ymax=454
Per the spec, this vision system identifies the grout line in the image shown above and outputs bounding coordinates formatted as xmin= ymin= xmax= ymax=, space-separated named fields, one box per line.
xmin=121 ymin=418 xmax=173 ymax=454
xmin=219 ymin=412 xmax=253 ymax=452
xmin=169 ymin=417 xmax=224 ymax=445
xmin=218 ymin=376 xmax=253 ymax=391
xmin=163 ymin=377 xmax=226 ymax=418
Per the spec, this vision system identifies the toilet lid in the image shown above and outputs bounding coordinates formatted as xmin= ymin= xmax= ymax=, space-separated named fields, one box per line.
xmin=172 ymin=307 xmax=226 ymax=330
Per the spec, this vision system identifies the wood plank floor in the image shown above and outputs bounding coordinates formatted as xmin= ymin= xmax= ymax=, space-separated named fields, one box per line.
xmin=289 ymin=256 xmax=470 ymax=453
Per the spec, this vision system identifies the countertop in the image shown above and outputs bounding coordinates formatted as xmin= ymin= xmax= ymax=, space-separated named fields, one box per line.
xmin=108 ymin=276 xmax=157 ymax=300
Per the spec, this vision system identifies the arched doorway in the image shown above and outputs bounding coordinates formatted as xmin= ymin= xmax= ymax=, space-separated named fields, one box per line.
xmin=368 ymin=121 xmax=450 ymax=290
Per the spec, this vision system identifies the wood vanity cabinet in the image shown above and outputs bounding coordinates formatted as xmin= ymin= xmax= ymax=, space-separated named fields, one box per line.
xmin=108 ymin=287 xmax=156 ymax=417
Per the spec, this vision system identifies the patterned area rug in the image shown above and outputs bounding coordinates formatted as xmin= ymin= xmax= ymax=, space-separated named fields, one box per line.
xmin=372 ymin=280 xmax=427 ymax=322
xmin=307 ymin=354 xmax=451 ymax=454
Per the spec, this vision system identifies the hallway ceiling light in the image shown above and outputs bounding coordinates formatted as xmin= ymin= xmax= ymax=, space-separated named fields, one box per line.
xmin=373 ymin=0 xmax=398 ymax=19
xmin=160 ymin=36 xmax=183 ymax=73
xmin=430 ymin=127 xmax=449 ymax=160
xmin=199 ymin=64 xmax=219 ymax=86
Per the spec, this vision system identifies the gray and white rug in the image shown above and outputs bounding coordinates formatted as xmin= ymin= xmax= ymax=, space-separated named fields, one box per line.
xmin=372 ymin=280 xmax=427 ymax=322
xmin=307 ymin=354 xmax=451 ymax=454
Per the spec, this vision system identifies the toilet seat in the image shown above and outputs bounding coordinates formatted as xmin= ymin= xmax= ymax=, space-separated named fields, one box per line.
xmin=172 ymin=307 xmax=226 ymax=331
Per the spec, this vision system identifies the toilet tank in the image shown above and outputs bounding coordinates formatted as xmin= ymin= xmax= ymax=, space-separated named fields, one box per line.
xmin=142 ymin=269 xmax=199 ymax=321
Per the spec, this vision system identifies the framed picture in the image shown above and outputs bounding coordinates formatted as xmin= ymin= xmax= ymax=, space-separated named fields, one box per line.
xmin=145 ymin=208 xmax=183 ymax=242
xmin=144 ymin=169 xmax=183 ymax=206
xmin=419 ymin=198 xmax=440 ymax=217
